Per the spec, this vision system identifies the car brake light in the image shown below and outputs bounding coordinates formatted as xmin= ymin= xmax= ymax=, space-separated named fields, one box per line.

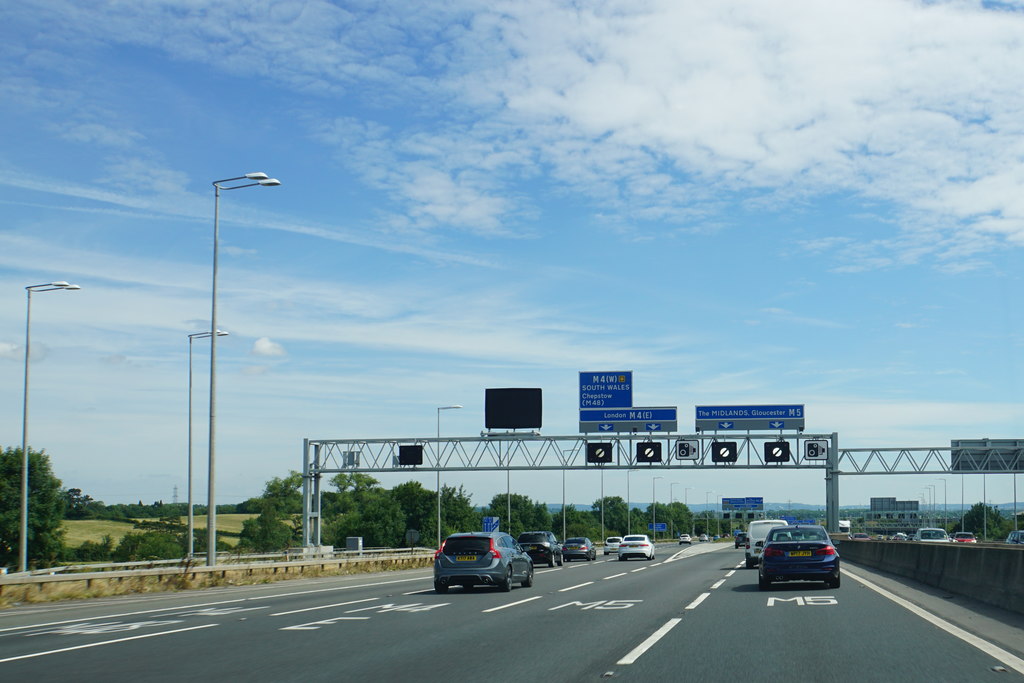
xmin=488 ymin=538 xmax=501 ymax=560
xmin=815 ymin=546 xmax=836 ymax=556
xmin=745 ymin=542 xmax=750 ymax=549
xmin=763 ymin=547 xmax=784 ymax=557
xmin=434 ymin=541 xmax=446 ymax=560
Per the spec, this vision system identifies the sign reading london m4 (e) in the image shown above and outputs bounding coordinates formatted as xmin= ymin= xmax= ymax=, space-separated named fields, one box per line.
xmin=579 ymin=372 xmax=633 ymax=409
xmin=695 ymin=404 xmax=805 ymax=431
xmin=579 ymin=407 xmax=678 ymax=433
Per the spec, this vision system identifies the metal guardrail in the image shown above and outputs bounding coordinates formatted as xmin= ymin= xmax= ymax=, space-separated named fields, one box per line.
xmin=6 ymin=547 xmax=434 ymax=579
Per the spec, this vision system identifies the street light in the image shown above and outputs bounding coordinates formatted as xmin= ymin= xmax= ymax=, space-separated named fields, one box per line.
xmin=188 ymin=330 xmax=228 ymax=558
xmin=207 ymin=172 xmax=280 ymax=566
xmin=936 ymin=478 xmax=948 ymax=530
xmin=20 ymin=281 xmax=80 ymax=572
xmin=684 ymin=486 xmax=693 ymax=534
xmin=652 ymin=476 xmax=663 ymax=541
xmin=436 ymin=405 xmax=462 ymax=548
xmin=925 ymin=484 xmax=936 ymax=527
xmin=561 ymin=450 xmax=574 ymax=541
xmin=705 ymin=491 xmax=715 ymax=536
xmin=626 ymin=469 xmax=640 ymax=534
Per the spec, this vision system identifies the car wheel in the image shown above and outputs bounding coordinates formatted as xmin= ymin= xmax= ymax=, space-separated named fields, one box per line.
xmin=758 ymin=574 xmax=769 ymax=591
xmin=564 ymin=557 xmax=571 ymax=562
xmin=827 ymin=573 xmax=841 ymax=589
xmin=557 ymin=556 xmax=563 ymax=567
xmin=548 ymin=556 xmax=555 ymax=567
xmin=434 ymin=582 xmax=448 ymax=594
xmin=745 ymin=558 xmax=756 ymax=569
xmin=500 ymin=567 xmax=513 ymax=592
xmin=522 ymin=566 xmax=534 ymax=588
xmin=618 ymin=555 xmax=625 ymax=561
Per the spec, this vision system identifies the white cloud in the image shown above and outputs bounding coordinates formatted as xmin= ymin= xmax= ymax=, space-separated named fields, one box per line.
xmin=251 ymin=337 xmax=287 ymax=357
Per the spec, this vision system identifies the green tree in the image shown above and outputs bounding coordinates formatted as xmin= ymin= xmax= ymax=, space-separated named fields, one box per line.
xmin=391 ymin=481 xmax=437 ymax=545
xmin=957 ymin=502 xmax=1010 ymax=540
xmin=0 ymin=447 xmax=66 ymax=568
xmin=483 ymin=493 xmax=551 ymax=537
xmin=113 ymin=531 xmax=183 ymax=561
xmin=593 ymin=496 xmax=628 ymax=537
xmin=239 ymin=499 xmax=297 ymax=552
xmin=63 ymin=487 xmax=98 ymax=520
xmin=439 ymin=484 xmax=479 ymax=541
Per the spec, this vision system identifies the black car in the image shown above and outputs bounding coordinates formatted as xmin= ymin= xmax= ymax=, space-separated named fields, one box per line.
xmin=562 ymin=537 xmax=597 ymax=561
xmin=734 ymin=532 xmax=748 ymax=549
xmin=517 ymin=531 xmax=563 ymax=567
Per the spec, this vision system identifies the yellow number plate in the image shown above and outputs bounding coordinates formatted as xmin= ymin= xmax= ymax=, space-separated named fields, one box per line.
xmin=456 ymin=555 xmax=477 ymax=561
xmin=789 ymin=550 xmax=812 ymax=557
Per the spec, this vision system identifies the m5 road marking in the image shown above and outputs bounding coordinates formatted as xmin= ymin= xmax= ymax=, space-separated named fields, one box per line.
xmin=766 ymin=596 xmax=838 ymax=606
xmin=550 ymin=600 xmax=641 ymax=611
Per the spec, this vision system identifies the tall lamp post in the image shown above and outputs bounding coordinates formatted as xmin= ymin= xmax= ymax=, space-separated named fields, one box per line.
xmin=561 ymin=451 xmax=574 ymax=541
xmin=936 ymin=478 xmax=948 ymax=530
xmin=925 ymin=484 xmax=936 ymax=527
xmin=685 ymin=487 xmax=693 ymax=535
xmin=20 ymin=281 xmax=79 ymax=572
xmin=436 ymin=405 xmax=462 ymax=548
xmin=669 ymin=483 xmax=681 ymax=537
xmin=652 ymin=476 xmax=663 ymax=541
xmin=188 ymin=330 xmax=228 ymax=558
xmin=626 ymin=468 xmax=639 ymax=534
xmin=208 ymin=172 xmax=280 ymax=566
xmin=705 ymin=491 xmax=715 ymax=536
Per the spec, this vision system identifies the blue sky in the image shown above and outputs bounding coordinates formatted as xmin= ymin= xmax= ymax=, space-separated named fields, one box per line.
xmin=1 ymin=1 xmax=1023 ymax=513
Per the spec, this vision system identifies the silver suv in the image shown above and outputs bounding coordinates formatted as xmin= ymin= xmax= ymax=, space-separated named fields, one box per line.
xmin=434 ymin=531 xmax=534 ymax=593
xmin=1007 ymin=530 xmax=1024 ymax=545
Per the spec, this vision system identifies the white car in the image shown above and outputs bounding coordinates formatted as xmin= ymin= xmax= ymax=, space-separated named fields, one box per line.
xmin=604 ymin=536 xmax=623 ymax=555
xmin=617 ymin=534 xmax=655 ymax=561
xmin=912 ymin=528 xmax=951 ymax=542
xmin=678 ymin=534 xmax=692 ymax=545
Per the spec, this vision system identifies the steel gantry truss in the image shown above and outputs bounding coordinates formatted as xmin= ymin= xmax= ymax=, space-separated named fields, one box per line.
xmin=300 ymin=433 xmax=1023 ymax=547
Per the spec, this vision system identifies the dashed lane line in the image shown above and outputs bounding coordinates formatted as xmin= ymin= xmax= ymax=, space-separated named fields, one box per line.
xmin=603 ymin=573 xmax=628 ymax=580
xmin=710 ymin=579 xmax=726 ymax=590
xmin=685 ymin=593 xmax=710 ymax=610
xmin=616 ymin=619 xmax=681 ymax=666
xmin=270 ymin=598 xmax=378 ymax=617
xmin=481 ymin=596 xmax=543 ymax=613
xmin=558 ymin=582 xmax=595 ymax=593
xmin=0 ymin=624 xmax=219 ymax=664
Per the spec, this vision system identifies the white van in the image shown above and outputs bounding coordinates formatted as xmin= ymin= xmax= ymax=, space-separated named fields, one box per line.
xmin=745 ymin=519 xmax=791 ymax=568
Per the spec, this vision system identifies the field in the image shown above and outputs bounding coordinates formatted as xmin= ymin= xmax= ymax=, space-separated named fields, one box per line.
xmin=62 ymin=514 xmax=257 ymax=548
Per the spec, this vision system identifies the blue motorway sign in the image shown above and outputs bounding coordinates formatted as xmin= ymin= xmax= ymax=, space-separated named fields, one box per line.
xmin=722 ymin=497 xmax=764 ymax=510
xmin=695 ymin=405 xmax=805 ymax=431
xmin=483 ymin=516 xmax=499 ymax=532
xmin=580 ymin=408 xmax=677 ymax=422
xmin=648 ymin=523 xmax=668 ymax=531
xmin=579 ymin=372 xmax=633 ymax=409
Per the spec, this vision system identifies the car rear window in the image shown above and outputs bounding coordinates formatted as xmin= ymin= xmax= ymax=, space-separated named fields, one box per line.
xmin=622 ymin=536 xmax=646 ymax=542
xmin=443 ymin=537 xmax=490 ymax=554
xmin=769 ymin=528 xmax=828 ymax=542
xmin=920 ymin=530 xmax=946 ymax=539
xmin=606 ymin=537 xmax=622 ymax=543
xmin=518 ymin=533 xmax=548 ymax=543
xmin=565 ymin=538 xmax=587 ymax=544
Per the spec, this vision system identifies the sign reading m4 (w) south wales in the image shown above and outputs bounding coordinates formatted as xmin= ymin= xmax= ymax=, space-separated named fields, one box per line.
xmin=579 ymin=372 xmax=633 ymax=409
xmin=695 ymin=404 xmax=805 ymax=432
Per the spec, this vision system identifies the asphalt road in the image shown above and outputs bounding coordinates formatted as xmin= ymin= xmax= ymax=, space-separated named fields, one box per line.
xmin=2 ymin=542 xmax=1022 ymax=682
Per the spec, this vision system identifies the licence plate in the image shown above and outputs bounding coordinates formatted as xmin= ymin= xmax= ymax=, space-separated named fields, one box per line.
xmin=456 ymin=555 xmax=477 ymax=562
xmin=789 ymin=550 xmax=812 ymax=557
xmin=566 ymin=546 xmax=579 ymax=550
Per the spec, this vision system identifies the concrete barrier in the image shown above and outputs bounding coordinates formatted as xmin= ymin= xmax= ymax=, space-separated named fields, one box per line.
xmin=839 ymin=541 xmax=1024 ymax=615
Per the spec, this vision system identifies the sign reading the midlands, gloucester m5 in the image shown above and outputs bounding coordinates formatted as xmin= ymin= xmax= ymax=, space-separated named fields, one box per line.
xmin=579 ymin=372 xmax=678 ymax=433
xmin=695 ymin=405 xmax=805 ymax=432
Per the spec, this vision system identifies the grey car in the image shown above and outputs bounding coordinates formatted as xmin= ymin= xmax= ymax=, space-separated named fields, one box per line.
xmin=434 ymin=531 xmax=534 ymax=593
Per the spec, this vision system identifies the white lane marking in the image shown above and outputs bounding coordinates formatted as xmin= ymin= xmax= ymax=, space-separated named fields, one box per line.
xmin=736 ymin=562 xmax=745 ymax=568
xmin=604 ymin=573 xmax=628 ymax=580
xmin=725 ymin=570 xmax=736 ymax=577
xmin=282 ymin=616 xmax=370 ymax=630
xmin=710 ymin=579 xmax=726 ymax=590
xmin=270 ymin=598 xmax=378 ymax=617
xmin=402 ymin=589 xmax=435 ymax=595
xmin=482 ymin=596 xmax=543 ymax=613
xmin=617 ymin=618 xmax=681 ymax=665
xmin=0 ymin=624 xmax=218 ymax=663
xmin=630 ymin=567 xmax=647 ymax=573
xmin=0 ymin=574 xmax=432 ymax=635
xmin=536 ymin=568 xmax=562 ymax=573
xmin=558 ymin=582 xmax=595 ymax=592
xmin=663 ymin=543 xmax=730 ymax=563
xmin=685 ymin=593 xmax=710 ymax=610
xmin=844 ymin=569 xmax=1024 ymax=676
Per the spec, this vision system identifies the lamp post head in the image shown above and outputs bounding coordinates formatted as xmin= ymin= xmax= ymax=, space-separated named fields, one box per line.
xmin=258 ymin=179 xmax=282 ymax=187
xmin=245 ymin=172 xmax=269 ymax=180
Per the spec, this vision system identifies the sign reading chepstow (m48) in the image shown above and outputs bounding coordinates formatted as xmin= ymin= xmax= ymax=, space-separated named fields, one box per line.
xmin=695 ymin=405 xmax=805 ymax=432
xmin=579 ymin=372 xmax=633 ymax=409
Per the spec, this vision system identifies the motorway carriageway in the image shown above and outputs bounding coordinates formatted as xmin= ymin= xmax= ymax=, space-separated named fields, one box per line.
xmin=1 ymin=542 xmax=1023 ymax=682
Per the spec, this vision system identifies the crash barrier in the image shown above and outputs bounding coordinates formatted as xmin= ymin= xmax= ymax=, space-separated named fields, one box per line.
xmin=839 ymin=540 xmax=1024 ymax=615
xmin=0 ymin=549 xmax=434 ymax=605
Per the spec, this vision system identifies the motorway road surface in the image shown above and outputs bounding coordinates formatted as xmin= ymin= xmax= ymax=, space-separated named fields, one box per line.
xmin=2 ymin=542 xmax=1023 ymax=681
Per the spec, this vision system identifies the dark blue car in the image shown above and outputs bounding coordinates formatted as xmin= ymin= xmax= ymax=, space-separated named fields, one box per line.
xmin=758 ymin=525 xmax=840 ymax=590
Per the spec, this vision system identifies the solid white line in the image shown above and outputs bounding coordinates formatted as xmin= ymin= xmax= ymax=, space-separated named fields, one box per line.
xmin=270 ymin=598 xmax=378 ymax=616
xmin=402 ymin=589 xmax=436 ymax=595
xmin=617 ymin=618 xmax=681 ymax=665
xmin=558 ymin=582 xmax=595 ymax=592
xmin=710 ymin=579 xmax=726 ymax=590
xmin=603 ymin=573 xmax=628 ymax=580
xmin=844 ymin=569 xmax=1024 ymax=675
xmin=481 ymin=596 xmax=543 ymax=613
xmin=685 ymin=593 xmax=710 ymax=610
xmin=725 ymin=570 xmax=736 ymax=577
xmin=0 ymin=624 xmax=218 ymax=663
